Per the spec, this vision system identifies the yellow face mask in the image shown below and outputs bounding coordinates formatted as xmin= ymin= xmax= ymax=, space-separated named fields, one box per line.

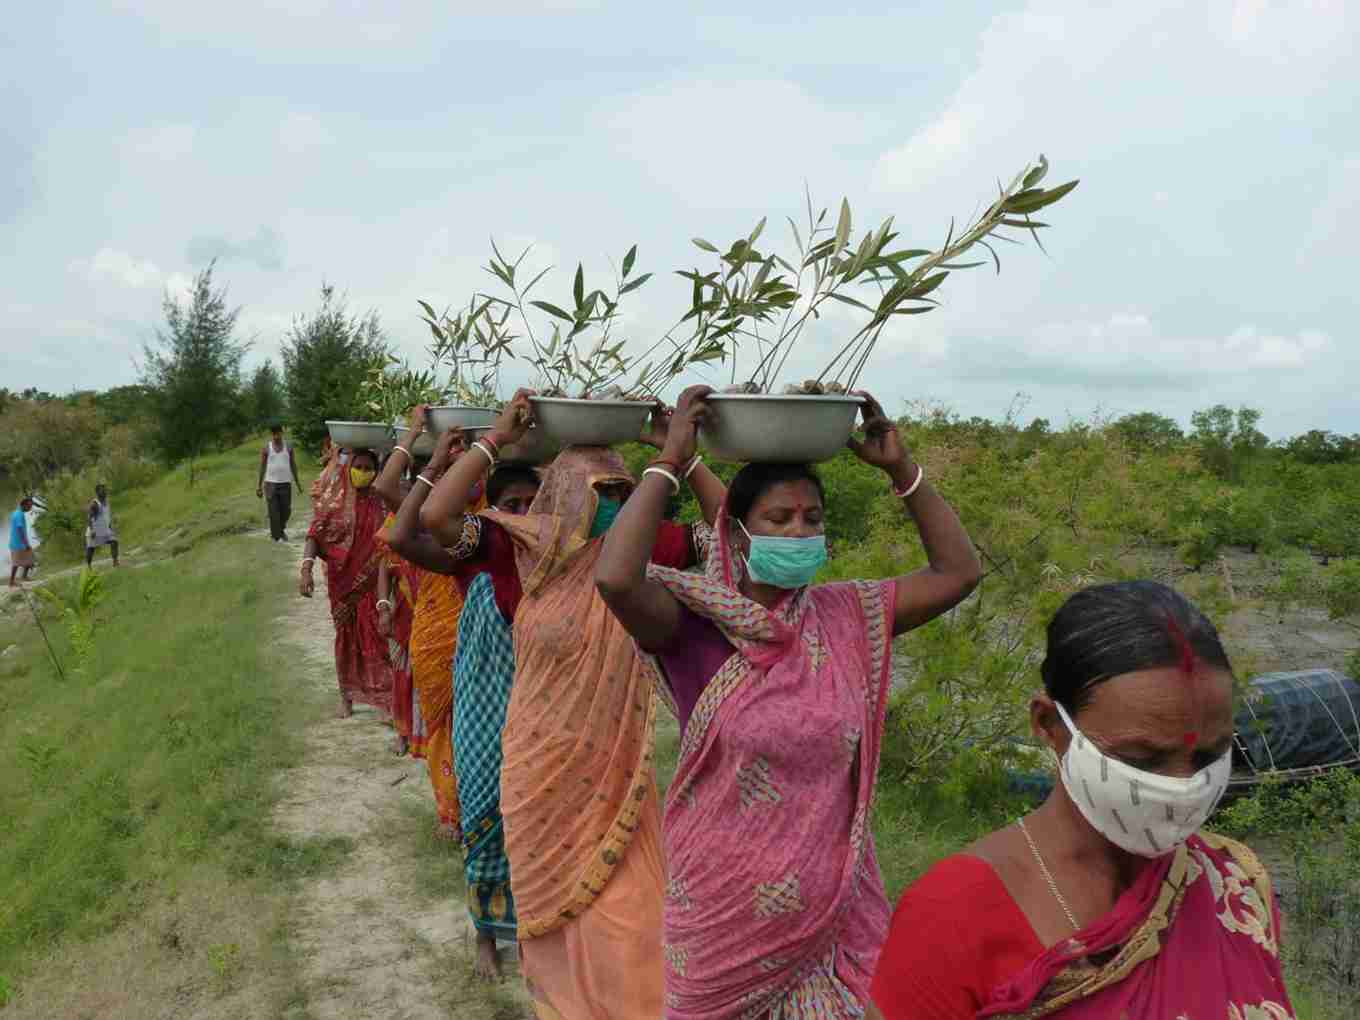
xmin=349 ymin=467 xmax=377 ymax=490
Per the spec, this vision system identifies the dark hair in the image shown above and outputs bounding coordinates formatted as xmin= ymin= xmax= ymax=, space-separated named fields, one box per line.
xmin=1042 ymin=580 xmax=1233 ymax=711
xmin=350 ymin=448 xmax=379 ymax=469
xmin=488 ymin=463 xmax=541 ymax=506
xmin=726 ymin=462 xmax=825 ymax=524
xmin=270 ymin=423 xmax=283 ymax=433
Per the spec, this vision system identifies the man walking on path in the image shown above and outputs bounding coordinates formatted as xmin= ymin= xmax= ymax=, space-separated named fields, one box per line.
xmin=9 ymin=496 xmax=35 ymax=587
xmin=86 ymin=483 xmax=120 ymax=568
xmin=258 ymin=424 xmax=303 ymax=541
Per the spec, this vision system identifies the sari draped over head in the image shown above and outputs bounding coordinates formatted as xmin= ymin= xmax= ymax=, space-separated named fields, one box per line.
xmin=481 ymin=446 xmax=652 ymax=937
xmin=977 ymin=832 xmax=1294 ymax=1020
xmin=307 ymin=452 xmax=394 ymax=712
xmin=378 ymin=513 xmax=418 ymax=740
xmin=641 ymin=505 xmax=897 ymax=1020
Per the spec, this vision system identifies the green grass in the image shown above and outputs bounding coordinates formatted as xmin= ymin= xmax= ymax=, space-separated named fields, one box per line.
xmin=27 ymin=433 xmax=310 ymax=570
xmin=0 ymin=533 xmax=324 ymax=1008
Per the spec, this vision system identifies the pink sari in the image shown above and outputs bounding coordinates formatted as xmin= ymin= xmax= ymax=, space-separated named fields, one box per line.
xmin=643 ymin=507 xmax=896 ymax=1020
xmin=976 ymin=832 xmax=1294 ymax=1019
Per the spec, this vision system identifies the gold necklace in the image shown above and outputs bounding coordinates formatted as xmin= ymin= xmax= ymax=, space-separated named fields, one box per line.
xmin=1017 ymin=816 xmax=1081 ymax=932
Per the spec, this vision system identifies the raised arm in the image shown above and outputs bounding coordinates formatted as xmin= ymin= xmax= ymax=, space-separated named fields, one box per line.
xmin=374 ymin=405 xmax=426 ymax=513
xmin=847 ymin=393 xmax=980 ymax=636
xmin=638 ymin=393 xmax=725 ymax=526
xmin=596 ymin=387 xmax=711 ymax=652
xmin=420 ymin=390 xmax=533 ymax=546
xmin=390 ymin=427 xmax=463 ymax=575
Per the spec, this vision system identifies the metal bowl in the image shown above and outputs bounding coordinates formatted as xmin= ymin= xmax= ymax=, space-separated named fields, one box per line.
xmin=527 ymin=397 xmax=652 ymax=448
xmin=427 ymin=405 xmax=498 ymax=434
xmin=463 ymin=426 xmax=561 ymax=466
xmin=698 ymin=394 xmax=865 ymax=463
xmin=326 ymin=420 xmax=397 ymax=454
xmin=394 ymin=420 xmax=437 ymax=458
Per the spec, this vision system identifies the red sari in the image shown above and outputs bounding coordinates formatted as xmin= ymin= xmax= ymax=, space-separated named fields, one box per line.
xmin=307 ymin=462 xmax=395 ymax=713
xmin=871 ymin=834 xmax=1294 ymax=1019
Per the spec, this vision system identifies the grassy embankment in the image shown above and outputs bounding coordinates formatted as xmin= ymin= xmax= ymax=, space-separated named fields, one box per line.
xmin=0 ymin=440 xmax=344 ymax=1016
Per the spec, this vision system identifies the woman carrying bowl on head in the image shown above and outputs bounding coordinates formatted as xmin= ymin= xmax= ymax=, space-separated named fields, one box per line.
xmin=388 ymin=426 xmax=542 ymax=981
xmin=420 ymin=389 xmax=729 ymax=1018
xmin=300 ymin=447 xmax=398 ymax=719
xmin=869 ymin=580 xmax=1293 ymax=1020
xmin=594 ymin=388 xmax=981 ymax=1019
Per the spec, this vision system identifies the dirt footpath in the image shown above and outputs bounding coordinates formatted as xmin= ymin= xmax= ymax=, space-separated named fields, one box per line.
xmin=277 ymin=540 xmax=533 ymax=1019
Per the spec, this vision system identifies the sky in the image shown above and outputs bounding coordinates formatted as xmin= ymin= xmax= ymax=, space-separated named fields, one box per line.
xmin=3 ymin=0 xmax=1357 ymax=439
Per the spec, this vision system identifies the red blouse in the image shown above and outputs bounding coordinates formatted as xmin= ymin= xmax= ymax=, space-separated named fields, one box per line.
xmin=871 ymin=855 xmax=1044 ymax=1020
xmin=452 ymin=516 xmax=695 ymax=623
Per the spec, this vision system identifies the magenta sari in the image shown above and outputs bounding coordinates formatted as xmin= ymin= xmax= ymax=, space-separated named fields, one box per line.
xmin=978 ymin=832 xmax=1294 ymax=1019
xmin=643 ymin=506 xmax=897 ymax=1020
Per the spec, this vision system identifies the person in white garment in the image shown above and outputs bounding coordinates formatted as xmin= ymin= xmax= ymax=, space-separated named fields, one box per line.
xmin=257 ymin=424 xmax=303 ymax=541
xmin=86 ymin=483 xmax=119 ymax=568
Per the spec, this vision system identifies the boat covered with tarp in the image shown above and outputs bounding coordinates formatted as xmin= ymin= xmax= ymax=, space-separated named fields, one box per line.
xmin=1005 ymin=668 xmax=1360 ymax=801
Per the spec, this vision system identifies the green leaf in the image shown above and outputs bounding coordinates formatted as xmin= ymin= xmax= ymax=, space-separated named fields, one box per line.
xmin=747 ymin=216 xmax=767 ymax=247
xmin=884 ymin=249 xmax=931 ymax=263
xmin=620 ymin=272 xmax=652 ymax=294
xmin=529 ymin=300 xmax=576 ymax=324
xmin=692 ymin=238 xmax=720 ymax=253
xmin=786 ymin=216 xmax=804 ymax=254
xmin=417 ymin=299 xmax=438 ymax=321
xmin=1004 ymin=179 xmax=1079 ymax=214
xmin=893 ymin=305 xmax=937 ymax=315
xmin=826 ymin=292 xmax=875 ymax=313
xmin=937 ymin=260 xmax=987 ymax=270
xmin=999 ymin=219 xmax=1049 ymax=229
xmin=622 ymin=245 xmax=637 ymax=279
xmin=910 ymin=272 xmax=949 ymax=298
xmin=833 ymin=198 xmax=851 ymax=256
xmin=1022 ymin=154 xmax=1049 ymax=190
xmin=573 ymin=264 xmax=585 ymax=308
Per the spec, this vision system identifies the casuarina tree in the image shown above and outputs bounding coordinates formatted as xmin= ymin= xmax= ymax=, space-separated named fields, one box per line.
xmin=248 ymin=360 xmax=286 ymax=429
xmin=141 ymin=261 xmax=249 ymax=481
xmin=281 ymin=284 xmax=389 ymax=451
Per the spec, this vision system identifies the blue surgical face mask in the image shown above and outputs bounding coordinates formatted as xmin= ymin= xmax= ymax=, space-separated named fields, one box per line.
xmin=738 ymin=520 xmax=827 ymax=589
xmin=590 ymin=496 xmax=622 ymax=538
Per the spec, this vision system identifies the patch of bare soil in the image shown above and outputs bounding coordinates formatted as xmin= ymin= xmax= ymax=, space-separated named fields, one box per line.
xmin=277 ymin=538 xmax=533 ymax=1019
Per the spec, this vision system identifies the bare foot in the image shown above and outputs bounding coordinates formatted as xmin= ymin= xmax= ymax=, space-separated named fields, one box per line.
xmin=336 ymin=697 xmax=353 ymax=719
xmin=473 ymin=933 xmax=503 ymax=981
xmin=432 ymin=822 xmax=458 ymax=842
xmin=390 ymin=735 xmax=408 ymax=755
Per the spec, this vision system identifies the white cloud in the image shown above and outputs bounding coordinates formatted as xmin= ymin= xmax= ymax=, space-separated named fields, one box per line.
xmin=603 ymin=78 xmax=881 ymax=207
xmin=74 ymin=248 xmax=164 ymax=289
xmin=873 ymin=0 xmax=1355 ymax=201
xmin=278 ymin=112 xmax=334 ymax=155
xmin=121 ymin=122 xmax=196 ymax=163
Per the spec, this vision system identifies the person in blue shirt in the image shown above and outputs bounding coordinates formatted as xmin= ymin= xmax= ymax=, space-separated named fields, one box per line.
xmin=9 ymin=496 xmax=35 ymax=588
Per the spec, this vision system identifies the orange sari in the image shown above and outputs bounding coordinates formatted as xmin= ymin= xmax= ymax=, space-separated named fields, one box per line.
xmin=485 ymin=447 xmax=698 ymax=1020
xmin=410 ymin=572 xmax=464 ymax=828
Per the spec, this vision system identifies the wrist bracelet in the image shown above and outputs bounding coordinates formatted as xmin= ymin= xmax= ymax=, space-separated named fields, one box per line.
xmin=481 ymin=433 xmax=502 ymax=455
xmin=415 ymin=474 xmax=435 ymax=490
xmin=683 ymin=454 xmax=703 ymax=480
xmin=471 ymin=440 xmax=498 ymax=467
xmin=376 ymin=599 xmax=393 ymax=611
xmin=893 ymin=464 xmax=926 ymax=499
xmin=393 ymin=445 xmax=412 ymax=461
xmin=642 ymin=465 xmax=681 ymax=496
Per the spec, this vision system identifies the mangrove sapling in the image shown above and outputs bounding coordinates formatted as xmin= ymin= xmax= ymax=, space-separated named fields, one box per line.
xmin=681 ymin=155 xmax=1078 ymax=394
xmin=476 ymin=240 xmax=735 ymax=401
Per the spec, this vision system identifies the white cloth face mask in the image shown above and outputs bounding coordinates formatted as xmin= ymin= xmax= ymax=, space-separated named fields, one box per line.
xmin=1055 ymin=700 xmax=1231 ymax=858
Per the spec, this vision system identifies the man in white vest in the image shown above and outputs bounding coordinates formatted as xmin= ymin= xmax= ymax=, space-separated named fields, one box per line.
xmin=257 ymin=424 xmax=303 ymax=541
